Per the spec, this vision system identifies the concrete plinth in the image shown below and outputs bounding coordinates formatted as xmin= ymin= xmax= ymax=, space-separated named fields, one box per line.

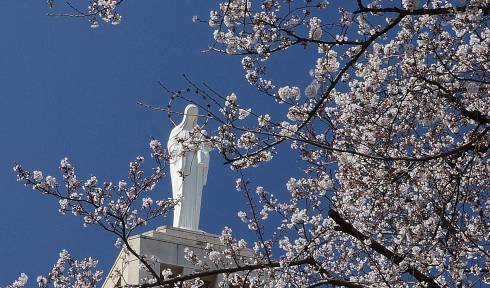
xmin=102 ymin=226 xmax=225 ymax=288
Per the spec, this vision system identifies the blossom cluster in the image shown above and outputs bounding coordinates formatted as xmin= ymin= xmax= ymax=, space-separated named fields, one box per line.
xmin=13 ymin=139 xmax=176 ymax=253
xmin=6 ymin=251 xmax=102 ymax=288
xmin=46 ymin=0 xmax=122 ymax=27
xmin=196 ymin=0 xmax=490 ymax=287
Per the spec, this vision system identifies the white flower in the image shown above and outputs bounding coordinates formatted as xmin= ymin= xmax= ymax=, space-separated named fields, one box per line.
xmin=59 ymin=199 xmax=69 ymax=213
xmin=314 ymin=50 xmax=339 ymax=76
xmin=209 ymin=10 xmax=219 ymax=27
xmin=45 ymin=176 xmax=57 ymax=188
xmin=90 ymin=19 xmax=99 ymax=29
xmin=59 ymin=249 xmax=70 ymax=260
xmin=241 ymin=56 xmax=254 ymax=69
xmin=142 ymin=197 xmax=153 ymax=208
xmin=339 ymin=8 xmax=353 ymax=26
xmin=308 ymin=17 xmax=322 ymax=40
xmin=118 ymin=180 xmax=127 ymax=191
xmin=279 ymin=121 xmax=298 ymax=137
xmin=305 ymin=81 xmax=320 ymax=98
xmin=84 ymin=176 xmax=98 ymax=187
xmin=9 ymin=273 xmax=28 ymax=288
xmin=258 ymin=114 xmax=271 ymax=126
xmin=161 ymin=268 xmax=173 ymax=279
xmin=60 ymin=157 xmax=71 ymax=169
xmin=208 ymin=251 xmax=221 ymax=262
xmin=149 ymin=139 xmax=161 ymax=150
xmin=402 ymin=0 xmax=418 ymax=11
xmin=238 ymin=211 xmax=247 ymax=222
xmin=277 ymin=86 xmax=301 ymax=101
xmin=291 ymin=209 xmax=308 ymax=224
xmin=156 ymin=199 xmax=172 ymax=208
xmin=237 ymin=132 xmax=257 ymax=148
xmin=237 ymin=239 xmax=247 ymax=248
xmin=33 ymin=171 xmax=43 ymax=182
xmin=18 ymin=274 xmax=28 ymax=286
xmin=114 ymin=238 xmax=123 ymax=248
xmin=36 ymin=276 xmax=48 ymax=288
xmin=285 ymin=16 xmax=301 ymax=27
xmin=225 ymin=92 xmax=238 ymax=106
xmin=235 ymin=178 xmax=243 ymax=191
xmin=93 ymin=270 xmax=103 ymax=282
xmin=111 ymin=14 xmax=122 ymax=25
xmin=238 ymin=108 xmax=251 ymax=119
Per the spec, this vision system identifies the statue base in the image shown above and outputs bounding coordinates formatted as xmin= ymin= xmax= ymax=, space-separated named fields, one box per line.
xmin=102 ymin=226 xmax=223 ymax=288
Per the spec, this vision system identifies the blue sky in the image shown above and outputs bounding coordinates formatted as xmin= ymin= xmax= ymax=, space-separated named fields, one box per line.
xmin=0 ymin=1 xmax=313 ymax=283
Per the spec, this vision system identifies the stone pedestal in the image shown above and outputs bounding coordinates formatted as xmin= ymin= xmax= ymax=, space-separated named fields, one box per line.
xmin=102 ymin=226 xmax=224 ymax=288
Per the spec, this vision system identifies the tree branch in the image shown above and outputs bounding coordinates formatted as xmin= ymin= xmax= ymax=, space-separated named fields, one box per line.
xmin=328 ymin=209 xmax=442 ymax=288
xmin=140 ymin=258 xmax=315 ymax=288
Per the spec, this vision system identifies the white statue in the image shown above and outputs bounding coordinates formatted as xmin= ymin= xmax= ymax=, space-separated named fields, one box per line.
xmin=167 ymin=104 xmax=210 ymax=231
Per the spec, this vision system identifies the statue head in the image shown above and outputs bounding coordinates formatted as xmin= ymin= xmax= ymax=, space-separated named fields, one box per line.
xmin=168 ymin=104 xmax=201 ymax=150
xmin=181 ymin=104 xmax=198 ymax=129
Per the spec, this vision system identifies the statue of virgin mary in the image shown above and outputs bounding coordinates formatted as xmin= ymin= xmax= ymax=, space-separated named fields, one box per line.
xmin=167 ymin=104 xmax=210 ymax=231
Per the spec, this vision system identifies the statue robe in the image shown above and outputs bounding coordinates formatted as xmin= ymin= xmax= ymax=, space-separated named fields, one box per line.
xmin=167 ymin=105 xmax=209 ymax=231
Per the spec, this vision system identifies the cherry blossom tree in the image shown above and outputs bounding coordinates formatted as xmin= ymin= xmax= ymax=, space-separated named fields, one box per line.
xmin=7 ymin=0 xmax=490 ymax=287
